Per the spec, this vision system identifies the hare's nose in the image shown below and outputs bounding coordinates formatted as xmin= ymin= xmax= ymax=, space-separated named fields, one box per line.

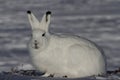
xmin=35 ymin=40 xmax=37 ymax=43
xmin=34 ymin=40 xmax=39 ymax=49
xmin=34 ymin=40 xmax=38 ymax=45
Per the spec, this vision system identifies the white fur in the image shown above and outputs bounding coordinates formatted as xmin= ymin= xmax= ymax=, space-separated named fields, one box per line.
xmin=27 ymin=11 xmax=106 ymax=78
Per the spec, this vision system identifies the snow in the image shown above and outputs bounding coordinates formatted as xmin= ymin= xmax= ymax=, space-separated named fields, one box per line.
xmin=0 ymin=73 xmax=120 ymax=80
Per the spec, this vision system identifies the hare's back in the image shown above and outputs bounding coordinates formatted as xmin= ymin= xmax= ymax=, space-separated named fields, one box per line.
xmin=51 ymin=34 xmax=99 ymax=50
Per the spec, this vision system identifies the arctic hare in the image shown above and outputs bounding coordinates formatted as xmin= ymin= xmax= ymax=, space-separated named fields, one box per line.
xmin=27 ymin=10 xmax=106 ymax=78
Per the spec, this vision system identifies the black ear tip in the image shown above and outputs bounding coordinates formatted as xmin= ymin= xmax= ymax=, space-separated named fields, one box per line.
xmin=46 ymin=11 xmax=51 ymax=15
xmin=27 ymin=10 xmax=31 ymax=14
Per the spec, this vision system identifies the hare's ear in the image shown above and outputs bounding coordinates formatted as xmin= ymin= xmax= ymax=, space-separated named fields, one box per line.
xmin=40 ymin=11 xmax=51 ymax=32
xmin=27 ymin=10 xmax=40 ymax=30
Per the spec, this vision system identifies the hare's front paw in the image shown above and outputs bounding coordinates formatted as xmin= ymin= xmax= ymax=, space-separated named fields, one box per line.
xmin=48 ymin=74 xmax=54 ymax=77
xmin=42 ymin=73 xmax=54 ymax=77
xmin=42 ymin=73 xmax=50 ymax=77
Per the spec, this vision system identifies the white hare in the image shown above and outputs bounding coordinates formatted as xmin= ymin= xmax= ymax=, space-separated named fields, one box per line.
xmin=27 ymin=10 xmax=106 ymax=78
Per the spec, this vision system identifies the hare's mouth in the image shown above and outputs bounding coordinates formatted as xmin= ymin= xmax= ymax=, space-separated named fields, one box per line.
xmin=33 ymin=41 xmax=39 ymax=49
xmin=34 ymin=45 xmax=39 ymax=49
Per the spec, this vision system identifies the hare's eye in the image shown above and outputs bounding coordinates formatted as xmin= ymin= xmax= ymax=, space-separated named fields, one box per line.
xmin=42 ymin=33 xmax=45 ymax=37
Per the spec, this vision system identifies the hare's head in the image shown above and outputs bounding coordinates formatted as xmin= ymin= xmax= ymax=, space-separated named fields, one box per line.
xmin=27 ymin=11 xmax=51 ymax=50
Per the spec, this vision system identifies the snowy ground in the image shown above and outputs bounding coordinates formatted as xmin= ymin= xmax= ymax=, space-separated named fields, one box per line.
xmin=0 ymin=72 xmax=120 ymax=80
xmin=0 ymin=0 xmax=120 ymax=79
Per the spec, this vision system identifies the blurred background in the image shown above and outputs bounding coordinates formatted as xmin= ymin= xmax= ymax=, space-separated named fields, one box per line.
xmin=0 ymin=0 xmax=120 ymax=72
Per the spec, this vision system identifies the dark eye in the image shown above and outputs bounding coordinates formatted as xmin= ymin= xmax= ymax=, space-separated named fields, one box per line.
xmin=42 ymin=33 xmax=45 ymax=37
